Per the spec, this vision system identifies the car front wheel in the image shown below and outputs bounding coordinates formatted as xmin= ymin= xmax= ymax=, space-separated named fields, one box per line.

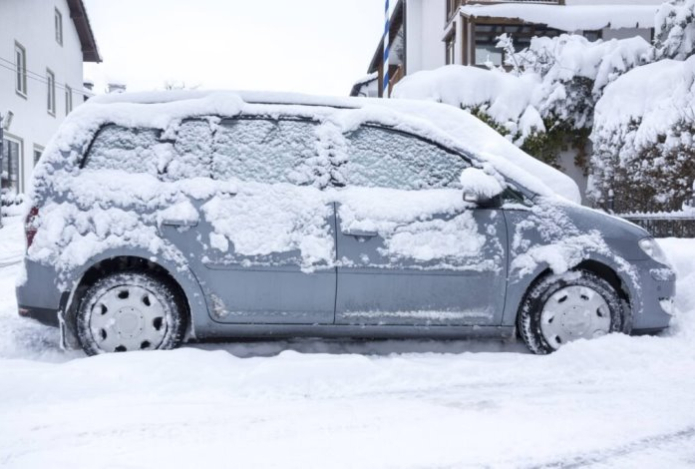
xmin=518 ymin=270 xmax=629 ymax=354
xmin=76 ymin=271 xmax=186 ymax=355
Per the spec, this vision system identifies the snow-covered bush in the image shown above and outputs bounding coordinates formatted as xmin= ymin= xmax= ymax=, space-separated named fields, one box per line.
xmin=393 ymin=34 xmax=650 ymax=170
xmin=590 ymin=57 xmax=695 ymax=212
xmin=655 ymin=0 xmax=695 ymax=60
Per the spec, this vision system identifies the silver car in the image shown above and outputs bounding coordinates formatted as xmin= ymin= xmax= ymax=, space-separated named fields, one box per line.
xmin=16 ymin=92 xmax=676 ymax=355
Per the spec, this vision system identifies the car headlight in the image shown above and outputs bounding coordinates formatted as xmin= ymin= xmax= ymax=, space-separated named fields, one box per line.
xmin=639 ymin=238 xmax=671 ymax=266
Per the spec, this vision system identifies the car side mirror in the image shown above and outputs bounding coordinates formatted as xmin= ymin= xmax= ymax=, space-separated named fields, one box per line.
xmin=460 ymin=168 xmax=505 ymax=208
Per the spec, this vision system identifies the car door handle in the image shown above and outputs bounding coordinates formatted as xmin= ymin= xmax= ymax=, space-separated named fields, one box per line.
xmin=162 ymin=219 xmax=199 ymax=228
xmin=342 ymin=229 xmax=378 ymax=238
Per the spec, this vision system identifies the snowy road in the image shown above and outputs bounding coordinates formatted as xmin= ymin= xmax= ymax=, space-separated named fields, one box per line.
xmin=1 ymin=217 xmax=694 ymax=468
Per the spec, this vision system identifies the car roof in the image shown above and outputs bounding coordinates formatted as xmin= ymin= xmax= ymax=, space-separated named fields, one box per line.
xmin=71 ymin=90 xmax=580 ymax=203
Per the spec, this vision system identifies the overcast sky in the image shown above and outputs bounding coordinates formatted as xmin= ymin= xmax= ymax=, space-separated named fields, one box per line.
xmin=83 ymin=0 xmax=386 ymax=97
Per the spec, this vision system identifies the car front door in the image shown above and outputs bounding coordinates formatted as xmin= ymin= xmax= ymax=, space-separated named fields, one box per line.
xmin=334 ymin=126 xmax=508 ymax=326
xmin=158 ymin=117 xmax=337 ymax=325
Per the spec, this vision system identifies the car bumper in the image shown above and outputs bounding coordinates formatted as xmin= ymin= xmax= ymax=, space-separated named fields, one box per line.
xmin=18 ymin=305 xmax=60 ymax=327
xmin=631 ymin=261 xmax=676 ymax=332
xmin=16 ymin=260 xmax=65 ymax=328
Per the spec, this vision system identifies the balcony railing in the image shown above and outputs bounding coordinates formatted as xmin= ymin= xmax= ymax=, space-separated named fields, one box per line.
xmin=449 ymin=0 xmax=563 ymax=19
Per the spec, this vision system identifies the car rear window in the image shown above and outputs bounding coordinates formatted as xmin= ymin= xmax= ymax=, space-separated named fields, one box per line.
xmin=346 ymin=126 xmax=469 ymax=190
xmin=212 ymin=118 xmax=319 ymax=185
xmin=84 ymin=125 xmax=160 ymax=175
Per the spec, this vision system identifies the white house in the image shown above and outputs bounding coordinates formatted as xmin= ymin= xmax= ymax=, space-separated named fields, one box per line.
xmin=0 ymin=0 xmax=100 ymax=197
xmin=354 ymin=0 xmax=662 ymax=98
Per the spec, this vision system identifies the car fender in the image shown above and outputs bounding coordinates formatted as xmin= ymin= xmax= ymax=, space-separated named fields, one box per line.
xmin=61 ymin=247 xmax=209 ymax=346
xmin=501 ymin=251 xmax=641 ymax=328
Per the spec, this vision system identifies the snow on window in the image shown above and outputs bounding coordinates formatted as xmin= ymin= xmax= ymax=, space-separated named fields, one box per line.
xmin=212 ymin=118 xmax=319 ymax=185
xmin=202 ymin=183 xmax=334 ymax=271
xmin=345 ymin=126 xmax=469 ymax=190
xmin=85 ymin=126 xmax=160 ymax=176
xmin=163 ymin=120 xmax=214 ymax=181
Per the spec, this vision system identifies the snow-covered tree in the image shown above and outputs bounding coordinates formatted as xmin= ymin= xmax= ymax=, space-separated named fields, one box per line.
xmin=394 ymin=34 xmax=650 ymax=170
xmin=655 ymin=0 xmax=695 ymax=60
xmin=589 ymin=57 xmax=695 ymax=212
xmin=588 ymin=1 xmax=695 ymax=212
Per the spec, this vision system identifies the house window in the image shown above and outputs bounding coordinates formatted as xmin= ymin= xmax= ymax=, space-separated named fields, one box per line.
xmin=33 ymin=146 xmax=44 ymax=166
xmin=2 ymin=137 xmax=22 ymax=195
xmin=55 ymin=8 xmax=63 ymax=45
xmin=446 ymin=0 xmax=460 ymax=22
xmin=583 ymin=30 xmax=602 ymax=42
xmin=47 ymin=70 xmax=56 ymax=115
xmin=65 ymin=86 xmax=73 ymax=115
xmin=475 ymin=44 xmax=502 ymax=66
xmin=15 ymin=42 xmax=27 ymax=96
xmin=473 ymin=23 xmax=561 ymax=67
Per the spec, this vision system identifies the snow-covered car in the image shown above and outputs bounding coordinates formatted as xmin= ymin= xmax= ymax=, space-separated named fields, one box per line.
xmin=16 ymin=91 xmax=675 ymax=355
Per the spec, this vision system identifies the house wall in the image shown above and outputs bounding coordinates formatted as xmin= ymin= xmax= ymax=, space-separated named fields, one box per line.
xmin=406 ymin=0 xmax=447 ymax=75
xmin=559 ymin=148 xmax=589 ymax=203
xmin=602 ymin=27 xmax=652 ymax=42
xmin=0 ymin=0 xmax=85 ymax=193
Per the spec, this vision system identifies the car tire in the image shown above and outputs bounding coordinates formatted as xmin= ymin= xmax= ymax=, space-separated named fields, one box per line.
xmin=517 ymin=270 xmax=629 ymax=354
xmin=76 ymin=271 xmax=186 ymax=356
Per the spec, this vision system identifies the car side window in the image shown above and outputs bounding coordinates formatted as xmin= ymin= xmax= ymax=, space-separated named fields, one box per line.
xmin=212 ymin=118 xmax=319 ymax=185
xmin=84 ymin=125 xmax=159 ymax=175
xmin=345 ymin=126 xmax=469 ymax=190
xmin=162 ymin=120 xmax=214 ymax=181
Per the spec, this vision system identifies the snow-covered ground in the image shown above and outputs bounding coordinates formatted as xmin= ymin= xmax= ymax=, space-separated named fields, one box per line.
xmin=1 ymin=216 xmax=694 ymax=468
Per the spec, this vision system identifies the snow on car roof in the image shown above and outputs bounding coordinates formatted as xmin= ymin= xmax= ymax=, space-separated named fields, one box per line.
xmin=458 ymin=4 xmax=658 ymax=32
xmin=64 ymin=91 xmax=580 ymax=202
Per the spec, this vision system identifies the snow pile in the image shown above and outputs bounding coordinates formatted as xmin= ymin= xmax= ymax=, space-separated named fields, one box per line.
xmin=459 ymin=167 xmax=505 ymax=200
xmin=590 ymin=56 xmax=695 ymax=211
xmin=393 ymin=35 xmax=650 ymax=147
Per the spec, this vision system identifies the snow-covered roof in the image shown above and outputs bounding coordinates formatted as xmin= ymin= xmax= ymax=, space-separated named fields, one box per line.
xmin=459 ymin=4 xmax=658 ymax=31
xmin=62 ymin=91 xmax=580 ymax=203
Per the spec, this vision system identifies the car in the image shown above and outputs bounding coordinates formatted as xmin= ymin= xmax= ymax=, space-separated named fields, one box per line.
xmin=16 ymin=91 xmax=676 ymax=355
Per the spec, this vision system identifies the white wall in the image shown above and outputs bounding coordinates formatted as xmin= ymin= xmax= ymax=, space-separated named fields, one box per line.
xmin=0 ymin=0 xmax=85 ymax=193
xmin=602 ymin=27 xmax=652 ymax=42
xmin=406 ymin=0 xmax=447 ymax=75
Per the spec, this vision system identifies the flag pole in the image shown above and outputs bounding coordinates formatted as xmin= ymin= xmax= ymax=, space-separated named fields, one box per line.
xmin=383 ymin=0 xmax=390 ymax=97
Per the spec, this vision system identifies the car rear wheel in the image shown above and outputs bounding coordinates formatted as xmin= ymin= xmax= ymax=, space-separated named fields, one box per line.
xmin=76 ymin=271 xmax=186 ymax=355
xmin=518 ymin=270 xmax=628 ymax=354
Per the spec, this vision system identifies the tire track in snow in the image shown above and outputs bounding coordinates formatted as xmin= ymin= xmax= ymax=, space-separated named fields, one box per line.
xmin=527 ymin=426 xmax=695 ymax=469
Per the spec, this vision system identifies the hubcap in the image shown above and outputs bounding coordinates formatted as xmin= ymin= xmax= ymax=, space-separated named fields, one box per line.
xmin=89 ymin=285 xmax=168 ymax=353
xmin=540 ymin=286 xmax=611 ymax=350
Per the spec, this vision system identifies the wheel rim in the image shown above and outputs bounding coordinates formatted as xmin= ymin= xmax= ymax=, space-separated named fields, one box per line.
xmin=88 ymin=285 xmax=168 ymax=353
xmin=540 ymin=285 xmax=612 ymax=350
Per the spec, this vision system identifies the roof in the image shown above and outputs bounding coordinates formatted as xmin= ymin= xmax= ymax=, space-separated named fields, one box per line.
xmin=350 ymin=72 xmax=378 ymax=97
xmin=84 ymin=90 xmax=580 ymax=203
xmin=367 ymin=0 xmax=405 ymax=74
xmin=459 ymin=4 xmax=658 ymax=31
xmin=66 ymin=0 xmax=101 ymax=63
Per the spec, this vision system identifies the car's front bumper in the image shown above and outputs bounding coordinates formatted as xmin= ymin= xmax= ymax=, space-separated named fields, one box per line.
xmin=630 ymin=261 xmax=676 ymax=332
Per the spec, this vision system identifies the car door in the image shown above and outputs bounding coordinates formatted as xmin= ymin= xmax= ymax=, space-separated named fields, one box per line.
xmin=158 ymin=117 xmax=337 ymax=325
xmin=334 ymin=126 xmax=508 ymax=326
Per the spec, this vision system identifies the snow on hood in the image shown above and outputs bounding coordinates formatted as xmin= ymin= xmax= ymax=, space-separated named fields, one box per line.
xmin=64 ymin=90 xmax=580 ymax=203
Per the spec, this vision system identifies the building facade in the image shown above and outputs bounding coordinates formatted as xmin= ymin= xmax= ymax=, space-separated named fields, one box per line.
xmin=0 ymin=0 xmax=100 ymax=197
xmin=354 ymin=0 xmax=660 ymax=98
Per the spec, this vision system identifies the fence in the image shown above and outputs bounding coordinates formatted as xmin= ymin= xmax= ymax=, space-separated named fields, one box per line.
xmin=618 ymin=211 xmax=695 ymax=238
